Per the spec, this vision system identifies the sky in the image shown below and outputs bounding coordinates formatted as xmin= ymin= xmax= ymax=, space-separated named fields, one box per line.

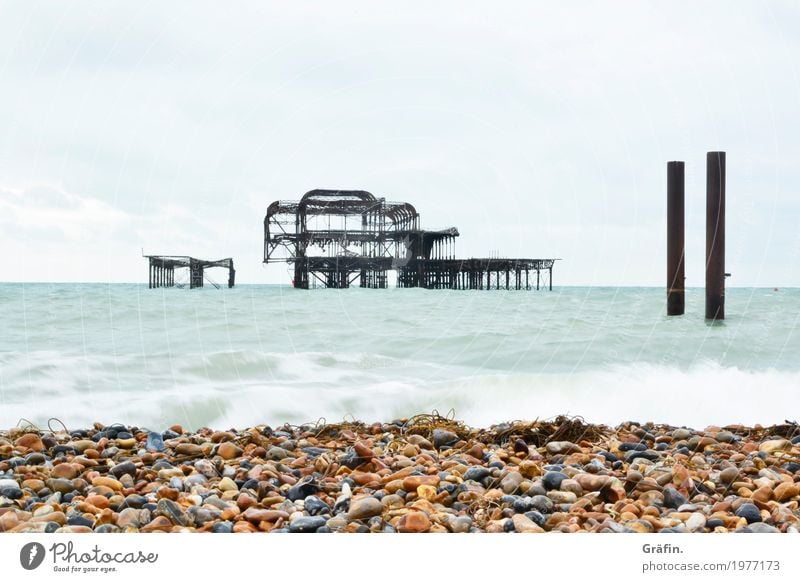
xmin=1 ymin=1 xmax=799 ymax=286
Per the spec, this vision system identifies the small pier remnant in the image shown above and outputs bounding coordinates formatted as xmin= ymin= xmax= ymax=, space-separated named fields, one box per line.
xmin=264 ymin=189 xmax=557 ymax=290
xmin=705 ymin=152 xmax=726 ymax=321
xmin=145 ymin=255 xmax=235 ymax=289
xmin=666 ymin=161 xmax=685 ymax=316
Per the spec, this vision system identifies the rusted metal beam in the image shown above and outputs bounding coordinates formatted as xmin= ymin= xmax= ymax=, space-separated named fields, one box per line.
xmin=667 ymin=161 xmax=685 ymax=316
xmin=705 ymin=152 xmax=726 ymax=321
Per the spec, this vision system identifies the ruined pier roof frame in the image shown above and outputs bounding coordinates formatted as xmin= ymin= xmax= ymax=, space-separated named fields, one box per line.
xmin=263 ymin=189 xmax=458 ymax=263
xmin=263 ymin=188 xmax=556 ymax=290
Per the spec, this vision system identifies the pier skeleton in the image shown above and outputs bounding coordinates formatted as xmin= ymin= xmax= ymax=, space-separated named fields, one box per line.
xmin=145 ymin=255 xmax=235 ymax=289
xmin=264 ymin=189 xmax=556 ymax=290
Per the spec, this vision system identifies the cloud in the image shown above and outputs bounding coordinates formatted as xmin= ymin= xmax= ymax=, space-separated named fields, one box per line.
xmin=0 ymin=184 xmax=127 ymax=240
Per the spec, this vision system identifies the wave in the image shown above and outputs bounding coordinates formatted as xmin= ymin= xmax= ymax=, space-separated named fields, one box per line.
xmin=2 ymin=357 xmax=797 ymax=432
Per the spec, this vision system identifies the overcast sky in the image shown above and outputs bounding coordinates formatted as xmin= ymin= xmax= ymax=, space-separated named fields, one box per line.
xmin=1 ymin=1 xmax=799 ymax=286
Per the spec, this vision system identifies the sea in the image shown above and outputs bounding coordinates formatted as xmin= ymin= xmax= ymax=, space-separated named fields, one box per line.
xmin=0 ymin=284 xmax=798 ymax=432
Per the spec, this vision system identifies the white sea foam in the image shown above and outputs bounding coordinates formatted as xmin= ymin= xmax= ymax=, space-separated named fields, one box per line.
xmin=1 ymin=284 xmax=798 ymax=430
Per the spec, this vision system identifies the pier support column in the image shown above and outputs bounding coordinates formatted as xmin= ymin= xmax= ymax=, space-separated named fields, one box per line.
xmin=667 ymin=161 xmax=685 ymax=316
xmin=190 ymin=259 xmax=204 ymax=289
xmin=705 ymin=151 xmax=726 ymax=321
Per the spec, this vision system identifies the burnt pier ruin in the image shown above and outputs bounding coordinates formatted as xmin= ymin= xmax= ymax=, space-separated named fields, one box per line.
xmin=145 ymin=255 xmax=235 ymax=289
xmin=264 ymin=189 xmax=556 ymax=290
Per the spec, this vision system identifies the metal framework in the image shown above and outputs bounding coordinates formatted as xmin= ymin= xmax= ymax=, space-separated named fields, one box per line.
xmin=145 ymin=255 xmax=235 ymax=289
xmin=264 ymin=189 xmax=557 ymax=290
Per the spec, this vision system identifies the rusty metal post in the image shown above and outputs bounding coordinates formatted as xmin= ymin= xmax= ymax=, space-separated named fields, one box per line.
xmin=705 ymin=151 xmax=726 ymax=321
xmin=667 ymin=161 xmax=685 ymax=315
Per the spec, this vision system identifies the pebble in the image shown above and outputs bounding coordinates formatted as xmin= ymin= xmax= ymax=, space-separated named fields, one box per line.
xmin=545 ymin=441 xmax=582 ymax=455
xmin=146 ymin=432 xmax=165 ymax=452
xmin=512 ymin=513 xmax=544 ymax=533
xmin=500 ymin=471 xmax=523 ymax=494
xmin=758 ymin=439 xmax=791 ymax=455
xmin=663 ymin=486 xmax=687 ymax=509
xmin=287 ymin=515 xmax=326 ymax=533
xmin=542 ymin=471 xmax=568 ymax=491
xmin=529 ymin=495 xmax=554 ymax=514
xmin=348 ymin=497 xmax=384 ymax=520
xmin=212 ymin=521 xmax=233 ymax=533
xmin=303 ymin=496 xmax=330 ymax=516
xmin=685 ymin=513 xmax=707 ymax=531
xmin=737 ymin=523 xmax=779 ymax=533
xmin=397 ymin=511 xmax=431 ymax=533
xmin=719 ymin=467 xmax=739 ymax=484
xmin=449 ymin=515 xmax=472 ymax=533
xmin=14 ymin=433 xmax=45 ymax=451
xmin=735 ymin=503 xmax=762 ymax=524
xmin=432 ymin=429 xmax=459 ymax=449
xmin=217 ymin=442 xmax=242 ymax=460
xmin=155 ymin=499 xmax=192 ymax=527
xmin=463 ymin=467 xmax=491 ymax=482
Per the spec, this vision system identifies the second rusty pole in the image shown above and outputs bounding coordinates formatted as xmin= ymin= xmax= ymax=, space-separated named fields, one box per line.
xmin=667 ymin=161 xmax=685 ymax=315
xmin=705 ymin=151 xmax=726 ymax=321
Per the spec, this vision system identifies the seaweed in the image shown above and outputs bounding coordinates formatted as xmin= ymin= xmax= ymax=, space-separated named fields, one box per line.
xmin=479 ymin=415 xmax=609 ymax=447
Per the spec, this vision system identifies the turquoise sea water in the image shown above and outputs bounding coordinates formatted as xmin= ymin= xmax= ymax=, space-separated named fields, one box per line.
xmin=0 ymin=284 xmax=798 ymax=431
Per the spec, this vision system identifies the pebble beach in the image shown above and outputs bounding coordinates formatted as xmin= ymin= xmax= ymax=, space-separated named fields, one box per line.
xmin=2 ymin=415 xmax=800 ymax=534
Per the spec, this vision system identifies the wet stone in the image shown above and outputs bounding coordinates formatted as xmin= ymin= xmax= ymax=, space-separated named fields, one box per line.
xmin=267 ymin=446 xmax=288 ymax=460
xmin=463 ymin=467 xmax=491 ymax=482
xmin=212 ymin=521 xmax=233 ymax=533
xmin=1 ymin=487 xmax=23 ymax=500
xmin=119 ymin=494 xmax=146 ymax=509
xmin=672 ymin=429 xmax=692 ymax=441
xmin=68 ymin=515 xmax=94 ymax=528
xmin=530 ymin=495 xmax=554 ymax=514
xmin=348 ymin=497 xmax=383 ymax=521
xmin=500 ymin=471 xmax=523 ymax=494
xmin=287 ymin=478 xmax=319 ymax=501
xmin=450 ymin=516 xmax=472 ymax=533
xmin=524 ymin=510 xmax=546 ymax=527
xmin=737 ymin=523 xmax=779 ymax=533
xmin=146 ymin=432 xmax=165 ymax=452
xmin=542 ymin=472 xmax=568 ymax=491
xmin=618 ymin=442 xmax=647 ymax=452
xmin=735 ymin=503 xmax=762 ymax=524
xmin=663 ymin=487 xmax=687 ymax=510
xmin=110 ymin=461 xmax=137 ymax=479
xmin=624 ymin=450 xmax=660 ymax=462
xmin=303 ymin=496 xmax=330 ymax=516
xmin=155 ymin=499 xmax=192 ymax=527
xmin=288 ymin=516 xmax=327 ymax=533
xmin=432 ymin=429 xmax=459 ymax=449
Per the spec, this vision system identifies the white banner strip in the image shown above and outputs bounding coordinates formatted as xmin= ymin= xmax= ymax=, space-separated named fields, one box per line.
xmin=1 ymin=533 xmax=798 ymax=582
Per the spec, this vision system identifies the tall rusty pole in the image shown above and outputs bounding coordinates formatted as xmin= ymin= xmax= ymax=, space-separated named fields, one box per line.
xmin=667 ymin=161 xmax=685 ymax=315
xmin=705 ymin=151 xmax=726 ymax=321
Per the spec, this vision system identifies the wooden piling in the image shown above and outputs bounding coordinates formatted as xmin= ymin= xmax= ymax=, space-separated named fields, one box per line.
xmin=705 ymin=151 xmax=726 ymax=321
xmin=667 ymin=161 xmax=685 ymax=316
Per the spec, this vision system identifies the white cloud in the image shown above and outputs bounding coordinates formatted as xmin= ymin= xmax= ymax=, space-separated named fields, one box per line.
xmin=0 ymin=184 xmax=126 ymax=240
